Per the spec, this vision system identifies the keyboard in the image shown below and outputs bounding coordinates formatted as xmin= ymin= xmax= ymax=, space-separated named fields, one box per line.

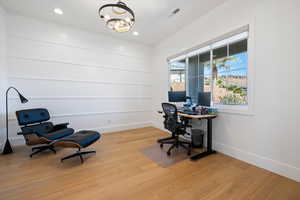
xmin=178 ymin=109 xmax=200 ymax=115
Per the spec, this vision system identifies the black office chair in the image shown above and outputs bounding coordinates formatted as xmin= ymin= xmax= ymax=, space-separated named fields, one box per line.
xmin=158 ymin=103 xmax=191 ymax=156
xmin=16 ymin=108 xmax=74 ymax=157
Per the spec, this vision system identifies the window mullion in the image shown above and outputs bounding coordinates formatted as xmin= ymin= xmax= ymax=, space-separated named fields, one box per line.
xmin=185 ymin=57 xmax=189 ymax=95
xmin=210 ymin=46 xmax=214 ymax=106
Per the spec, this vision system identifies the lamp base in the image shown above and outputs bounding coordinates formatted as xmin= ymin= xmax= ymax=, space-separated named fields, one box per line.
xmin=2 ymin=139 xmax=13 ymax=154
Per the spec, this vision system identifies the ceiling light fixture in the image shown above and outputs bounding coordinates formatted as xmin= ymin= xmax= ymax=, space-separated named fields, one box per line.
xmin=133 ymin=31 xmax=139 ymax=36
xmin=99 ymin=1 xmax=135 ymax=33
xmin=54 ymin=8 xmax=63 ymax=15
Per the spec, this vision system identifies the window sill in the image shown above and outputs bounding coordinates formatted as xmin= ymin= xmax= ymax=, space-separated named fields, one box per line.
xmin=214 ymin=105 xmax=254 ymax=116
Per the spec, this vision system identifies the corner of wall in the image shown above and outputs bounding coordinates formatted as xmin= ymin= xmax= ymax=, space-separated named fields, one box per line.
xmin=0 ymin=5 xmax=8 ymax=147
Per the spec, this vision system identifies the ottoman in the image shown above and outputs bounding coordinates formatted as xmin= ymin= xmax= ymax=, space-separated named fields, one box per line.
xmin=54 ymin=130 xmax=101 ymax=163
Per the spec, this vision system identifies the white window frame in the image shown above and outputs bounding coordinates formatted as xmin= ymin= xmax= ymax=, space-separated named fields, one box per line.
xmin=167 ymin=26 xmax=254 ymax=115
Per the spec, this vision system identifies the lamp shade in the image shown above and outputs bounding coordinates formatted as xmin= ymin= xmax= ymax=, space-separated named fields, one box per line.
xmin=18 ymin=92 xmax=28 ymax=104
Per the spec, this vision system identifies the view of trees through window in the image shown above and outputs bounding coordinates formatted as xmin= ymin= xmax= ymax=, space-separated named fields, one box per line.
xmin=168 ymin=33 xmax=248 ymax=106
xmin=212 ymin=39 xmax=248 ymax=105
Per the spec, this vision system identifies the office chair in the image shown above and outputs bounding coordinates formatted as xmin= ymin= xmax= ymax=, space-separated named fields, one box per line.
xmin=158 ymin=103 xmax=191 ymax=156
xmin=16 ymin=108 xmax=74 ymax=157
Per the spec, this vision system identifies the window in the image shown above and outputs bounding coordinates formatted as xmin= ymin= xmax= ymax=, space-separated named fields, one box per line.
xmin=169 ymin=59 xmax=186 ymax=92
xmin=212 ymin=39 xmax=248 ymax=105
xmin=168 ymin=31 xmax=249 ymax=109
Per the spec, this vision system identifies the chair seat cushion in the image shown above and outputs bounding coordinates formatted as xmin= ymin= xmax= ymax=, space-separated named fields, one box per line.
xmin=40 ymin=128 xmax=74 ymax=141
xmin=55 ymin=130 xmax=101 ymax=148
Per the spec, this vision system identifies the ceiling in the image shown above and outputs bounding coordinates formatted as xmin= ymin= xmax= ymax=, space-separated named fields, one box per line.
xmin=0 ymin=0 xmax=228 ymax=45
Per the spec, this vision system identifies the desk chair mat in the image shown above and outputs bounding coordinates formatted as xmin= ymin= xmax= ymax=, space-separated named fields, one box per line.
xmin=139 ymin=144 xmax=201 ymax=168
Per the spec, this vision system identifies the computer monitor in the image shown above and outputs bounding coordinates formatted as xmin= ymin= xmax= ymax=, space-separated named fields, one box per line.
xmin=168 ymin=91 xmax=186 ymax=102
xmin=198 ymin=92 xmax=211 ymax=107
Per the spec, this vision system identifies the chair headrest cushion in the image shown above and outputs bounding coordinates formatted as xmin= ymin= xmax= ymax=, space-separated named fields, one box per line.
xmin=16 ymin=108 xmax=50 ymax=126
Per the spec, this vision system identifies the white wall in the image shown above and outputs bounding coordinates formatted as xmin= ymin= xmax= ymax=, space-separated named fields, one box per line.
xmin=0 ymin=5 xmax=7 ymax=146
xmin=1 ymin=0 xmax=299 ymax=183
xmin=152 ymin=0 xmax=300 ymax=182
xmin=4 ymin=14 xmax=153 ymax=145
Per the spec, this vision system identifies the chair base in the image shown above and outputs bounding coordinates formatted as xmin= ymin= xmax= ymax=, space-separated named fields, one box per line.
xmin=30 ymin=145 xmax=56 ymax=157
xmin=158 ymin=136 xmax=191 ymax=156
xmin=61 ymin=149 xmax=96 ymax=164
xmin=157 ymin=135 xmax=175 ymax=143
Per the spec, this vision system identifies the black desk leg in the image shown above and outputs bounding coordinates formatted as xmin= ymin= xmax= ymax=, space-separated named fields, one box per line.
xmin=190 ymin=118 xmax=216 ymax=161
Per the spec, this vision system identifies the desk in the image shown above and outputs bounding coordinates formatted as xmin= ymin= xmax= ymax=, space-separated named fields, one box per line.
xmin=158 ymin=110 xmax=217 ymax=161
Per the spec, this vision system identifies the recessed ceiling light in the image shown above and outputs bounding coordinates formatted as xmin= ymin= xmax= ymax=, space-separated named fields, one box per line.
xmin=133 ymin=31 xmax=139 ymax=36
xmin=54 ymin=8 xmax=63 ymax=15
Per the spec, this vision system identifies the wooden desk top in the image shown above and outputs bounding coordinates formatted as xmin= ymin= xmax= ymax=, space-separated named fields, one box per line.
xmin=158 ymin=111 xmax=217 ymax=119
xmin=178 ymin=112 xmax=217 ymax=119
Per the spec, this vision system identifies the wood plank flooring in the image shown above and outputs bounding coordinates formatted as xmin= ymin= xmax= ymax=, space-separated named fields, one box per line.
xmin=0 ymin=127 xmax=299 ymax=200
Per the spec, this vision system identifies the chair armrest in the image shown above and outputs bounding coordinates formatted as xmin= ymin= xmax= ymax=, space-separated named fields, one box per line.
xmin=18 ymin=132 xmax=49 ymax=145
xmin=18 ymin=131 xmax=37 ymax=136
xmin=52 ymin=123 xmax=69 ymax=131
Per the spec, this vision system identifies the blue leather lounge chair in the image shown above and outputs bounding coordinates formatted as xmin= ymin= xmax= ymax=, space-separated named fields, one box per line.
xmin=16 ymin=108 xmax=74 ymax=157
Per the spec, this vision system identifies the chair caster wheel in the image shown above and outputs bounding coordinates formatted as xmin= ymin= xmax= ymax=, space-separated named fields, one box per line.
xmin=160 ymin=144 xmax=163 ymax=148
xmin=167 ymin=151 xmax=171 ymax=156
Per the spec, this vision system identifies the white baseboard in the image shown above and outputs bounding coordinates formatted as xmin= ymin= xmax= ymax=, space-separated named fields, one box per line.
xmin=87 ymin=121 xmax=153 ymax=134
xmin=214 ymin=142 xmax=300 ymax=182
xmin=1 ymin=121 xmax=154 ymax=149
xmin=0 ymin=136 xmax=26 ymax=150
xmin=8 ymin=136 xmax=25 ymax=146
xmin=151 ymin=122 xmax=164 ymax=131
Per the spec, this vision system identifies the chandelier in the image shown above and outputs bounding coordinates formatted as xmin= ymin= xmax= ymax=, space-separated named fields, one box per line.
xmin=98 ymin=1 xmax=135 ymax=33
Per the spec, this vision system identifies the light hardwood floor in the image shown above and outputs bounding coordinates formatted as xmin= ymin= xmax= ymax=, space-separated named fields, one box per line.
xmin=0 ymin=127 xmax=299 ymax=200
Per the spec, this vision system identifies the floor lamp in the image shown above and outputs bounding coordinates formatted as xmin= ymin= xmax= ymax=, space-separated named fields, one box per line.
xmin=2 ymin=87 xmax=28 ymax=154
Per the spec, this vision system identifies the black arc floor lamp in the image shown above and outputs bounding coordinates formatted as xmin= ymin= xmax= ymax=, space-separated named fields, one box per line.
xmin=2 ymin=87 xmax=28 ymax=154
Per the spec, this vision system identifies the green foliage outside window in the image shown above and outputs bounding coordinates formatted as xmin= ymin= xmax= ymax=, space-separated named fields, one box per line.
xmin=219 ymin=94 xmax=246 ymax=105
xmin=216 ymin=79 xmax=247 ymax=105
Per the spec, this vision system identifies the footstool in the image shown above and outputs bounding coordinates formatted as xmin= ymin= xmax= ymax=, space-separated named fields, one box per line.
xmin=53 ymin=130 xmax=101 ymax=163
